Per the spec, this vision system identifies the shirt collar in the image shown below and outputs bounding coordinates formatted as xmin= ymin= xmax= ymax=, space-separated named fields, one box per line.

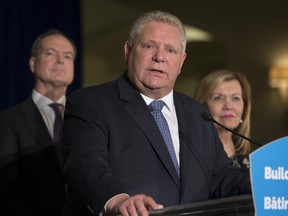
xmin=32 ymin=89 xmax=66 ymax=109
xmin=141 ymin=91 xmax=174 ymax=112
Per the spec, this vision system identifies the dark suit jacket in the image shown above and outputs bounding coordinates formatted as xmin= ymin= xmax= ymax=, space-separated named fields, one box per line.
xmin=0 ymin=97 xmax=66 ymax=216
xmin=62 ymin=74 xmax=251 ymax=215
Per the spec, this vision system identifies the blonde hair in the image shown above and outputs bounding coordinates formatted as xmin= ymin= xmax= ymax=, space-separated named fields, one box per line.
xmin=194 ymin=69 xmax=252 ymax=155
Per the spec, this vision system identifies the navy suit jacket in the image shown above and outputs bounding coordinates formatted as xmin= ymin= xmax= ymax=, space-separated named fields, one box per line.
xmin=0 ymin=97 xmax=66 ymax=216
xmin=62 ymin=74 xmax=251 ymax=215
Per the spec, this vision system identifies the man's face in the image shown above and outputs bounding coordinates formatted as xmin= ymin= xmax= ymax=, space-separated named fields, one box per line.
xmin=125 ymin=21 xmax=186 ymax=98
xmin=29 ymin=34 xmax=75 ymax=90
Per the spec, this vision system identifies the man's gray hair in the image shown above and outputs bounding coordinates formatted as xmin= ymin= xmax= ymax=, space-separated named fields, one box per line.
xmin=129 ymin=10 xmax=187 ymax=52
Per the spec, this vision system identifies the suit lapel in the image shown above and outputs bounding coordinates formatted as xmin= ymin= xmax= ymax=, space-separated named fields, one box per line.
xmin=174 ymin=94 xmax=212 ymax=202
xmin=174 ymin=95 xmax=196 ymax=201
xmin=19 ymin=98 xmax=63 ymax=173
xmin=117 ymin=76 xmax=180 ymax=188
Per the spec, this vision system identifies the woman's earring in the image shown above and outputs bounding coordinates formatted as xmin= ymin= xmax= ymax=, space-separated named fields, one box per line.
xmin=240 ymin=119 xmax=243 ymax=123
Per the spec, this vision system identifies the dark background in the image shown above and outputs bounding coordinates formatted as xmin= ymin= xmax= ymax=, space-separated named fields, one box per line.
xmin=0 ymin=0 xmax=82 ymax=110
xmin=1 ymin=0 xmax=288 ymax=144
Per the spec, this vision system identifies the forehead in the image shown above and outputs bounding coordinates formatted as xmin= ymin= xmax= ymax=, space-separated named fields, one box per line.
xmin=139 ymin=21 xmax=182 ymax=44
xmin=40 ymin=35 xmax=74 ymax=52
xmin=213 ymin=80 xmax=242 ymax=94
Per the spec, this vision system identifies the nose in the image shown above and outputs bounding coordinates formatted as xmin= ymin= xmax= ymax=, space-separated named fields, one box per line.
xmin=57 ymin=54 xmax=64 ymax=64
xmin=223 ymin=98 xmax=233 ymax=109
xmin=152 ymin=48 xmax=165 ymax=63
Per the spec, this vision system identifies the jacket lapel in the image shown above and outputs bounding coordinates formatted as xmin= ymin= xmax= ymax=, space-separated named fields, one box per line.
xmin=19 ymin=98 xmax=63 ymax=173
xmin=117 ymin=76 xmax=180 ymax=188
xmin=174 ymin=94 xmax=213 ymax=202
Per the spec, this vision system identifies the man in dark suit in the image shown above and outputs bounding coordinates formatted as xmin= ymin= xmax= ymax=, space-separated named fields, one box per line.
xmin=62 ymin=10 xmax=251 ymax=216
xmin=0 ymin=29 xmax=76 ymax=216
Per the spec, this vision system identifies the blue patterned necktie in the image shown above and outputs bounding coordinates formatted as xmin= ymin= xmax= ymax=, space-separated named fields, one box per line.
xmin=149 ymin=100 xmax=179 ymax=176
xmin=49 ymin=103 xmax=64 ymax=146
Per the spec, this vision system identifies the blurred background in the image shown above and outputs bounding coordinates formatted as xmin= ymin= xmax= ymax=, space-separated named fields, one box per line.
xmin=1 ymin=0 xmax=288 ymax=145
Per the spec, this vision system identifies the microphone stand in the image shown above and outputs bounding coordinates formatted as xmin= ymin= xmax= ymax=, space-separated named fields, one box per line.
xmin=202 ymin=113 xmax=262 ymax=147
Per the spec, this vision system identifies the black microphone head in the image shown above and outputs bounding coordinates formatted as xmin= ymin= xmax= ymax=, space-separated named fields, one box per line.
xmin=202 ymin=112 xmax=213 ymax=122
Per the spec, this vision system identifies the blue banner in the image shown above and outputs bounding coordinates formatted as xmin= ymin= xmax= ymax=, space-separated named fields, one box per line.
xmin=250 ymin=136 xmax=288 ymax=215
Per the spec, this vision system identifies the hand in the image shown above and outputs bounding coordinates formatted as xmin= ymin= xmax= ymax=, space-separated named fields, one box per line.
xmin=107 ymin=194 xmax=163 ymax=216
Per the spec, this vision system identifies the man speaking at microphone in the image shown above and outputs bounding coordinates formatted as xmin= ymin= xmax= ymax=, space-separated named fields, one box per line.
xmin=62 ymin=11 xmax=251 ymax=216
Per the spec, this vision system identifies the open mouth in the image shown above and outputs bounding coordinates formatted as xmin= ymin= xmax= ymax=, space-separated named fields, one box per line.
xmin=150 ymin=69 xmax=164 ymax=73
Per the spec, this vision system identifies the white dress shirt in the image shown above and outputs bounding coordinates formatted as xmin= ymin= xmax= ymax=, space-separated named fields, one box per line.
xmin=32 ymin=90 xmax=66 ymax=139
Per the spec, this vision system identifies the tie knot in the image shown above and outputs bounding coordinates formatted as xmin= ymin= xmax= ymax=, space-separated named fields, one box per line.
xmin=49 ymin=103 xmax=63 ymax=111
xmin=149 ymin=100 xmax=165 ymax=112
xmin=49 ymin=103 xmax=64 ymax=116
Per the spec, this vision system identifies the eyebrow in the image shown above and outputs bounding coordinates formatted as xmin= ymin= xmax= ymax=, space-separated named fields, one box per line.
xmin=212 ymin=93 xmax=242 ymax=96
xmin=45 ymin=48 xmax=74 ymax=55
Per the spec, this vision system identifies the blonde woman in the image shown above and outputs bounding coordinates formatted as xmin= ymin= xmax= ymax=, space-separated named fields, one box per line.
xmin=194 ymin=69 xmax=252 ymax=172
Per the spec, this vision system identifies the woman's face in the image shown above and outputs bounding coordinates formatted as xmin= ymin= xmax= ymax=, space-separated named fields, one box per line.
xmin=207 ymin=79 xmax=244 ymax=131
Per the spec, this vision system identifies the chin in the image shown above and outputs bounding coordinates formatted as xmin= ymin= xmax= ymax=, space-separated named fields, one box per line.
xmin=53 ymin=80 xmax=70 ymax=87
xmin=224 ymin=124 xmax=238 ymax=130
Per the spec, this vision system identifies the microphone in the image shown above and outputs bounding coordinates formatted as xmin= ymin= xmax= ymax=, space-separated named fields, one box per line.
xmin=201 ymin=112 xmax=261 ymax=147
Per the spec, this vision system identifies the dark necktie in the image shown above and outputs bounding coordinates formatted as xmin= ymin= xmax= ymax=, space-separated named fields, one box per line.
xmin=49 ymin=103 xmax=63 ymax=145
xmin=149 ymin=100 xmax=179 ymax=176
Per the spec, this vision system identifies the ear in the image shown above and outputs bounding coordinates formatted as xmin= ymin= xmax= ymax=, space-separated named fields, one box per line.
xmin=29 ymin=57 xmax=36 ymax=74
xmin=124 ymin=41 xmax=130 ymax=64
xmin=178 ymin=53 xmax=186 ymax=74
